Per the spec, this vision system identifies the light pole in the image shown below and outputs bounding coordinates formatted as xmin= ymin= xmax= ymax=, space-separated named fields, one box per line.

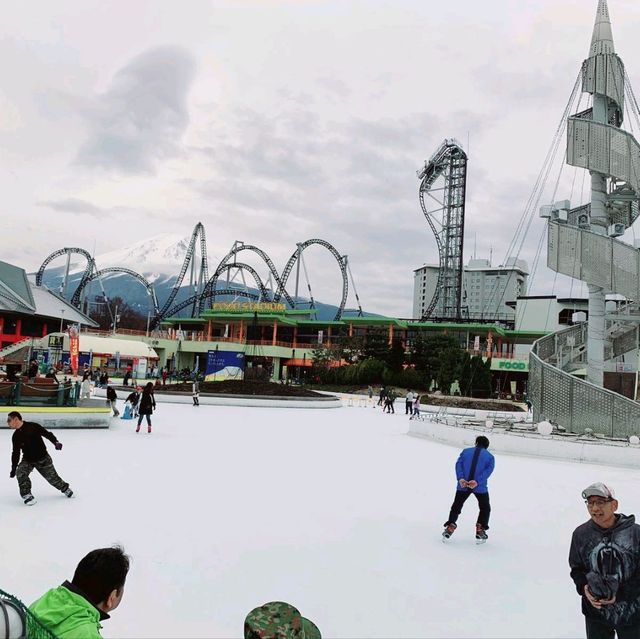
xmin=146 ymin=310 xmax=151 ymax=337
xmin=59 ymin=309 xmax=65 ymax=333
xmin=112 ymin=304 xmax=119 ymax=335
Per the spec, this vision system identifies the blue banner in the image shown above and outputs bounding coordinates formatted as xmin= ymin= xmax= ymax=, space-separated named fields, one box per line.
xmin=205 ymin=350 xmax=245 ymax=381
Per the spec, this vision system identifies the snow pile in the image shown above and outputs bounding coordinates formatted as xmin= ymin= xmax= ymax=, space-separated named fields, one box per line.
xmin=3 ymin=404 xmax=639 ymax=638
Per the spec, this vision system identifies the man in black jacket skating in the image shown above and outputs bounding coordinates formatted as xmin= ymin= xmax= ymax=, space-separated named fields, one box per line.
xmin=7 ymin=411 xmax=73 ymax=506
xmin=569 ymin=482 xmax=640 ymax=638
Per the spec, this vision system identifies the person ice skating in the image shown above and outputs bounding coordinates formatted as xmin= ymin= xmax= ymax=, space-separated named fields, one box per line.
xmin=569 ymin=483 xmax=640 ymax=638
xmin=384 ymin=388 xmax=396 ymax=414
xmin=126 ymin=387 xmax=141 ymax=417
xmin=136 ymin=382 xmax=156 ymax=433
xmin=30 ymin=545 xmax=130 ymax=639
xmin=106 ymin=386 xmax=119 ymax=417
xmin=7 ymin=411 xmax=73 ymax=506
xmin=443 ymin=435 xmax=495 ymax=543
xmin=410 ymin=394 xmax=421 ymax=419
xmin=377 ymin=386 xmax=386 ymax=406
xmin=80 ymin=375 xmax=92 ymax=400
xmin=244 ymin=601 xmax=321 ymax=639
xmin=367 ymin=385 xmax=373 ymax=400
xmin=192 ymin=380 xmax=200 ymax=406
xmin=405 ymin=389 xmax=414 ymax=415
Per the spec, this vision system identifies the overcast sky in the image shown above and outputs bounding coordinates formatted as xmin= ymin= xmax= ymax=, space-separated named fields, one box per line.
xmin=3 ymin=0 xmax=640 ymax=317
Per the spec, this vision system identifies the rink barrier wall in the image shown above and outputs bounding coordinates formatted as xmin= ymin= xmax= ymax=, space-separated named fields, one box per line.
xmin=92 ymin=387 xmax=341 ymax=409
xmin=317 ymin=393 xmax=530 ymax=420
xmin=408 ymin=419 xmax=640 ymax=470
xmin=0 ymin=406 xmax=111 ymax=429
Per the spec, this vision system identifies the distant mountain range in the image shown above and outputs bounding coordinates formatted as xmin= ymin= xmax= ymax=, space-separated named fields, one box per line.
xmin=35 ymin=234 xmax=368 ymax=322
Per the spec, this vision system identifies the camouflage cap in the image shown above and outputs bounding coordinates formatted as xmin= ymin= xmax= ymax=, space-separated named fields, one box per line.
xmin=244 ymin=601 xmax=321 ymax=639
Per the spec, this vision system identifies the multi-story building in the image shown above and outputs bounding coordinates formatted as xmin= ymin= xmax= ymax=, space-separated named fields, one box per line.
xmin=413 ymin=257 xmax=529 ymax=322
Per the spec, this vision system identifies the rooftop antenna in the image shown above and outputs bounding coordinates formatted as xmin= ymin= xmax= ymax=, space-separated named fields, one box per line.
xmin=489 ymin=244 xmax=493 ymax=266
xmin=473 ymin=233 xmax=477 ymax=260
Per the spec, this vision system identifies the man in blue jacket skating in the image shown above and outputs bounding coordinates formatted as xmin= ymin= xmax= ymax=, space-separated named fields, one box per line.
xmin=442 ymin=435 xmax=495 ymax=543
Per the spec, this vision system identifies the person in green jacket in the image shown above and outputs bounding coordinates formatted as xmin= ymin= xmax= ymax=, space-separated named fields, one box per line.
xmin=30 ymin=546 xmax=130 ymax=639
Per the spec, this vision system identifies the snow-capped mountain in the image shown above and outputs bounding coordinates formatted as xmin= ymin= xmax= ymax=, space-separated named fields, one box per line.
xmin=67 ymin=234 xmax=199 ymax=282
xmin=35 ymin=234 xmax=355 ymax=320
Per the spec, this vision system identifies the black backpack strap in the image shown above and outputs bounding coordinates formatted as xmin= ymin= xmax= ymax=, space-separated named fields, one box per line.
xmin=468 ymin=446 xmax=482 ymax=482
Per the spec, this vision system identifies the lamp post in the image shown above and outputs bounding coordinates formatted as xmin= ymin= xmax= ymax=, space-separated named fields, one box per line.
xmin=112 ymin=304 xmax=119 ymax=335
xmin=59 ymin=309 xmax=65 ymax=333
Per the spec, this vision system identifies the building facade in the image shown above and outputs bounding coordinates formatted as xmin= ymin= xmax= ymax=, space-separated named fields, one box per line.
xmin=413 ymin=257 xmax=529 ymax=322
xmin=0 ymin=260 xmax=97 ymax=357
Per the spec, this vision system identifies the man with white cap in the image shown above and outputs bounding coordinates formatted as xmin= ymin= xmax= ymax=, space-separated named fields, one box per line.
xmin=569 ymin=482 xmax=640 ymax=638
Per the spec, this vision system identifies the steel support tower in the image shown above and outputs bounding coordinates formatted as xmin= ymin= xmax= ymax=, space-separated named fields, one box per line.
xmin=417 ymin=139 xmax=468 ymax=320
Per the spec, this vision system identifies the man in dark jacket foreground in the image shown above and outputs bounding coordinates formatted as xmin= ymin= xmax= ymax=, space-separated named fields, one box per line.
xmin=30 ymin=546 xmax=130 ymax=639
xmin=7 ymin=411 xmax=73 ymax=506
xmin=442 ymin=435 xmax=495 ymax=543
xmin=569 ymin=482 xmax=640 ymax=638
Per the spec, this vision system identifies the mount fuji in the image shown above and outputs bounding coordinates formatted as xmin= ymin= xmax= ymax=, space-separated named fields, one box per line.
xmin=35 ymin=234 xmax=356 ymax=322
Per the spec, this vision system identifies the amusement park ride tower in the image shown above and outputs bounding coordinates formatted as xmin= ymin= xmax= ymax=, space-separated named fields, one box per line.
xmin=561 ymin=0 xmax=639 ymax=388
xmin=531 ymin=0 xmax=640 ymax=436
xmin=416 ymin=139 xmax=468 ymax=321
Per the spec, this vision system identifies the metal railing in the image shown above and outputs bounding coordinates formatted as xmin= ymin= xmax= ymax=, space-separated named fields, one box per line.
xmin=529 ymin=323 xmax=640 ymax=438
xmin=0 ymin=380 xmax=81 ymax=407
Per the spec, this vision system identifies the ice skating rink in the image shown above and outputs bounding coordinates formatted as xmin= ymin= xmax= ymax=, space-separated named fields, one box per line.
xmin=4 ymin=403 xmax=640 ymax=638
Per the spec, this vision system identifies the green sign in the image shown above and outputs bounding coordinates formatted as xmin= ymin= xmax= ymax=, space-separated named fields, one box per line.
xmin=491 ymin=358 xmax=528 ymax=372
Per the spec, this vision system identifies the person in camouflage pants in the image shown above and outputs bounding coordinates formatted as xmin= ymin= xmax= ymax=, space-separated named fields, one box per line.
xmin=244 ymin=601 xmax=321 ymax=639
xmin=7 ymin=411 xmax=73 ymax=505
xmin=16 ymin=455 xmax=68 ymax=498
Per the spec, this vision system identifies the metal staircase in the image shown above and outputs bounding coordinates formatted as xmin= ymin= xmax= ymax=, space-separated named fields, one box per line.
xmin=529 ymin=1 xmax=640 ymax=437
xmin=0 ymin=338 xmax=31 ymax=362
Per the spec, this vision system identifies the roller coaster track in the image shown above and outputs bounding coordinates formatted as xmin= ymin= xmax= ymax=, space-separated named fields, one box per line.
xmin=201 ymin=244 xmax=294 ymax=313
xmin=417 ymin=139 xmax=467 ymax=320
xmin=156 ymin=222 xmax=209 ymax=320
xmin=204 ymin=262 xmax=271 ymax=303
xmin=36 ymin=248 xmax=95 ymax=292
xmin=73 ymin=268 xmax=159 ymax=314
xmin=160 ymin=288 xmax=259 ymax=323
xmin=38 ymin=224 xmax=355 ymax=328
xmin=274 ymin=239 xmax=348 ymax=321
xmin=149 ymin=263 xmax=270 ymax=330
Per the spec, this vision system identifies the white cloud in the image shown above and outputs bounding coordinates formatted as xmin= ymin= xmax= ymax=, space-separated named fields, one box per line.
xmin=2 ymin=0 xmax=640 ymax=317
xmin=76 ymin=46 xmax=196 ymax=174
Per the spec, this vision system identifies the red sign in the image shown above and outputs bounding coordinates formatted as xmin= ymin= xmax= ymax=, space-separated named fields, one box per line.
xmin=68 ymin=326 xmax=79 ymax=375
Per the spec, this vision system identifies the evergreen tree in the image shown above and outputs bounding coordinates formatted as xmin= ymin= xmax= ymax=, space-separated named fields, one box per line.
xmin=387 ymin=337 xmax=406 ymax=373
xmin=457 ymin=351 xmax=472 ymax=396
xmin=411 ymin=333 xmax=461 ymax=390
xmin=89 ymin=296 xmax=146 ymax=331
xmin=436 ymin=345 xmax=461 ymax=394
xmin=363 ymin=328 xmax=390 ymax=361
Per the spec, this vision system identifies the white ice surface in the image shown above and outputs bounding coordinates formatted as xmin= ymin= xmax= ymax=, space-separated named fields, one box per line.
xmin=4 ymin=404 xmax=640 ymax=638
